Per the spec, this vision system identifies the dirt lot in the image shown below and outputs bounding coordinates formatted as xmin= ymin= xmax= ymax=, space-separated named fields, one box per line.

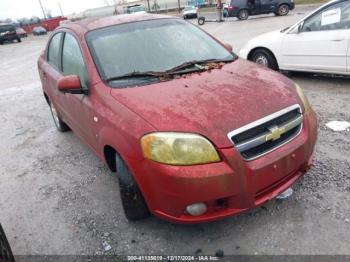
xmin=0 ymin=5 xmax=349 ymax=257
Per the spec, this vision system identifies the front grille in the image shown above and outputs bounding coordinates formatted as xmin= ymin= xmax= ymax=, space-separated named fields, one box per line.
xmin=228 ymin=105 xmax=303 ymax=160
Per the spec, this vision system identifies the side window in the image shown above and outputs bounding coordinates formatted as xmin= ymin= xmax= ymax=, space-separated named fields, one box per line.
xmin=62 ymin=33 xmax=89 ymax=90
xmin=340 ymin=3 xmax=350 ymax=29
xmin=47 ymin=33 xmax=62 ymax=69
xmin=302 ymin=1 xmax=350 ymax=32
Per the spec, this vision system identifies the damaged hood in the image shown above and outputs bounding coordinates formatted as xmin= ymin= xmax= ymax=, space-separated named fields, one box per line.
xmin=110 ymin=59 xmax=302 ymax=148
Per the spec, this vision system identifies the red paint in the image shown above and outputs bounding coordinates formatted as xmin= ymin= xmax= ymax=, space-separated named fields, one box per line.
xmin=38 ymin=14 xmax=318 ymax=224
xmin=57 ymin=75 xmax=81 ymax=92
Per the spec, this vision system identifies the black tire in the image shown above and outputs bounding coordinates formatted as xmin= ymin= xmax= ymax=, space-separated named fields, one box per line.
xmin=49 ymin=102 xmax=70 ymax=132
xmin=198 ymin=17 xmax=205 ymax=25
xmin=0 ymin=41 xmax=3 ymax=45
xmin=17 ymin=37 xmax=21 ymax=43
xmin=278 ymin=4 xmax=290 ymax=16
xmin=183 ymin=15 xmax=187 ymax=19
xmin=223 ymin=9 xmax=228 ymax=17
xmin=116 ymin=154 xmax=149 ymax=221
xmin=237 ymin=9 xmax=249 ymax=20
xmin=251 ymin=49 xmax=279 ymax=71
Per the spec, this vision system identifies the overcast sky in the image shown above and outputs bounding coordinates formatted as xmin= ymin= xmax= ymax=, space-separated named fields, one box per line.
xmin=0 ymin=0 xmax=114 ymax=20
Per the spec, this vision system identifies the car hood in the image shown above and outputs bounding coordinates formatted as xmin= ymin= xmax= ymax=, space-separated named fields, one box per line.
xmin=110 ymin=59 xmax=302 ymax=148
xmin=249 ymin=30 xmax=284 ymax=45
xmin=183 ymin=10 xmax=196 ymax=14
xmin=239 ymin=30 xmax=284 ymax=58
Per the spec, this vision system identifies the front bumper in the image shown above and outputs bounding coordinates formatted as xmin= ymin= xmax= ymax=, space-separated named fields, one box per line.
xmin=128 ymin=109 xmax=318 ymax=224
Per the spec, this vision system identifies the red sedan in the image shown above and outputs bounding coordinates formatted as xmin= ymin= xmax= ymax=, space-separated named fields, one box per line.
xmin=38 ymin=14 xmax=318 ymax=224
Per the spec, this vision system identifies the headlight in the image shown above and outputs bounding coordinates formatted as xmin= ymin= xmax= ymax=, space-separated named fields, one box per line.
xmin=295 ymin=83 xmax=311 ymax=112
xmin=141 ymin=132 xmax=220 ymax=165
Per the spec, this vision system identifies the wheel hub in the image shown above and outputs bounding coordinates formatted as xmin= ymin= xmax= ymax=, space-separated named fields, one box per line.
xmin=255 ymin=55 xmax=269 ymax=67
xmin=280 ymin=6 xmax=287 ymax=14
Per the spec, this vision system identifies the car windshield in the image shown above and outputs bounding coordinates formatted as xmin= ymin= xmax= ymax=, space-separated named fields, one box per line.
xmin=184 ymin=6 xmax=196 ymax=11
xmin=86 ymin=19 xmax=235 ymax=82
xmin=128 ymin=6 xmax=145 ymax=13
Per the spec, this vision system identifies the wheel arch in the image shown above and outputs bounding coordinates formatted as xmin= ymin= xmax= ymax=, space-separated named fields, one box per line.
xmin=43 ymin=92 xmax=50 ymax=105
xmin=104 ymin=145 xmax=117 ymax=172
xmin=278 ymin=2 xmax=292 ymax=9
xmin=99 ymin=127 xmax=144 ymax=173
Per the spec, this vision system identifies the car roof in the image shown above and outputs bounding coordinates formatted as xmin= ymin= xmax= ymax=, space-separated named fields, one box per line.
xmin=58 ymin=13 xmax=174 ymax=36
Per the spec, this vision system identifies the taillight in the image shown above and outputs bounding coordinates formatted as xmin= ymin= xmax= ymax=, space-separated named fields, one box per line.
xmin=228 ymin=5 xmax=234 ymax=9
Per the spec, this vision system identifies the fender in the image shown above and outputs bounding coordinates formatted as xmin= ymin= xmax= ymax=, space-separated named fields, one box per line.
xmin=98 ymin=126 xmax=145 ymax=162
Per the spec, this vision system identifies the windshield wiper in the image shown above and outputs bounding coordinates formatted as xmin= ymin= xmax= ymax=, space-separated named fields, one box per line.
xmin=105 ymin=58 xmax=236 ymax=82
xmin=165 ymin=58 xmax=235 ymax=74
xmin=105 ymin=71 xmax=163 ymax=82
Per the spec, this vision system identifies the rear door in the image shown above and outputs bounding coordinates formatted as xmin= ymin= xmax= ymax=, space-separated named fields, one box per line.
xmin=61 ymin=32 xmax=98 ymax=150
xmin=280 ymin=0 xmax=350 ymax=73
xmin=40 ymin=32 xmax=67 ymax=117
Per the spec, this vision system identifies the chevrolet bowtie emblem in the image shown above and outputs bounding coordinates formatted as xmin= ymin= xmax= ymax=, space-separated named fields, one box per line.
xmin=266 ymin=126 xmax=286 ymax=142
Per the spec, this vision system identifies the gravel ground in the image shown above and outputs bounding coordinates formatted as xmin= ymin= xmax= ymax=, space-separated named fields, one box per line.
xmin=0 ymin=5 xmax=349 ymax=257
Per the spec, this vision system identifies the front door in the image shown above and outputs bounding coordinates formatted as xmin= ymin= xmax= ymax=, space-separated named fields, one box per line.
xmin=280 ymin=1 xmax=350 ymax=73
xmin=61 ymin=32 xmax=99 ymax=151
xmin=260 ymin=0 xmax=276 ymax=13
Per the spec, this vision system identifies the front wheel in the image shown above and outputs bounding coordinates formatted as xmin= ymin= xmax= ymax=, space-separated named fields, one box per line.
xmin=49 ymin=102 xmax=70 ymax=132
xmin=237 ymin=9 xmax=249 ymax=20
xmin=278 ymin=4 xmax=290 ymax=16
xmin=198 ymin=17 xmax=205 ymax=25
xmin=251 ymin=49 xmax=278 ymax=71
xmin=116 ymin=154 xmax=149 ymax=221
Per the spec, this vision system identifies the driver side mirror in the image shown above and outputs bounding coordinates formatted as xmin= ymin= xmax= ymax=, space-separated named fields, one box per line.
xmin=223 ymin=43 xmax=233 ymax=52
xmin=57 ymin=75 xmax=86 ymax=94
xmin=297 ymin=22 xmax=304 ymax=33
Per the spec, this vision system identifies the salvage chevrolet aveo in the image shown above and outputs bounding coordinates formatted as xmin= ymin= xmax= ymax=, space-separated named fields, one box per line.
xmin=38 ymin=14 xmax=318 ymax=224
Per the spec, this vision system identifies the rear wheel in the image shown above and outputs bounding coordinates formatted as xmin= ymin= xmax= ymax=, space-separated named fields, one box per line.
xmin=116 ymin=154 xmax=149 ymax=221
xmin=237 ymin=9 xmax=249 ymax=20
xmin=278 ymin=4 xmax=290 ymax=16
xmin=49 ymin=102 xmax=70 ymax=132
xmin=17 ymin=37 xmax=21 ymax=42
xmin=251 ymin=49 xmax=278 ymax=71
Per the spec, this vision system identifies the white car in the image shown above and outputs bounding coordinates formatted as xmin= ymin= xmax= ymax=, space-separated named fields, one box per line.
xmin=183 ymin=6 xmax=198 ymax=19
xmin=239 ymin=0 xmax=350 ymax=75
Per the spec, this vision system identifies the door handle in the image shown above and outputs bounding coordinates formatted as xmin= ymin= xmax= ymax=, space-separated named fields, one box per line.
xmin=331 ymin=39 xmax=345 ymax=42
